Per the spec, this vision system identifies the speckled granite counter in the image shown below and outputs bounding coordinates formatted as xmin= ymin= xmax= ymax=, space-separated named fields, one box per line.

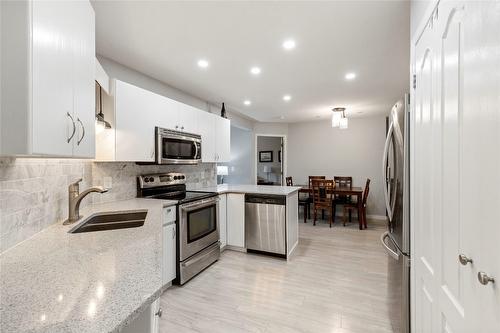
xmin=0 ymin=198 xmax=177 ymax=333
xmin=195 ymin=184 xmax=301 ymax=196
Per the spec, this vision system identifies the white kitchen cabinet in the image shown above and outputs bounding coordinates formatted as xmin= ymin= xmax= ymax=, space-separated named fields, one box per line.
xmin=198 ymin=111 xmax=217 ymax=162
xmin=0 ymin=0 xmax=95 ymax=157
xmin=114 ymin=80 xmax=167 ymax=162
xmin=215 ymin=117 xmax=231 ymax=162
xmin=226 ymin=193 xmax=245 ymax=249
xmin=121 ymin=297 xmax=161 ymax=333
xmin=162 ymin=222 xmax=176 ymax=284
xmin=176 ymin=103 xmax=198 ymax=134
xmin=218 ymin=194 xmax=227 ymax=249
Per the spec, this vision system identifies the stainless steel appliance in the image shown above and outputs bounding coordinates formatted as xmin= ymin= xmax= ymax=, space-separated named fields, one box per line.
xmin=381 ymin=94 xmax=410 ymax=333
xmin=155 ymin=127 xmax=201 ymax=165
xmin=137 ymin=173 xmax=219 ymax=285
xmin=245 ymin=194 xmax=286 ymax=257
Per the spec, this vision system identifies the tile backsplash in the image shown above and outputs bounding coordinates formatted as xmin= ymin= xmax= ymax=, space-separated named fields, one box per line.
xmin=0 ymin=158 xmax=216 ymax=253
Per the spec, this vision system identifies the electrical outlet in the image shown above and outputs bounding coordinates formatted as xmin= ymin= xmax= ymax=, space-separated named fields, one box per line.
xmin=103 ymin=177 xmax=112 ymax=189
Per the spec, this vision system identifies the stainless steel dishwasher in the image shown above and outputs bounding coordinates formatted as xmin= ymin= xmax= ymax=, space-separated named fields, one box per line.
xmin=245 ymin=194 xmax=286 ymax=257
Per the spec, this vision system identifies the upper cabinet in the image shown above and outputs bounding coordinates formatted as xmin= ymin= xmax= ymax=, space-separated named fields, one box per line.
xmin=96 ymin=79 xmax=230 ymax=163
xmin=0 ymin=0 xmax=95 ymax=157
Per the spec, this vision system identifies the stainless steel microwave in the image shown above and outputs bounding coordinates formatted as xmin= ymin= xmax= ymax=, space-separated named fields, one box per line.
xmin=155 ymin=127 xmax=201 ymax=164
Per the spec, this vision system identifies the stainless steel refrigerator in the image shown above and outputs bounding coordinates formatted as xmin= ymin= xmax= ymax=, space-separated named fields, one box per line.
xmin=381 ymin=94 xmax=410 ymax=333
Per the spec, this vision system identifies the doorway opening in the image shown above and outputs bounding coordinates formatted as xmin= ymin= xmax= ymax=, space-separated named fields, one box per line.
xmin=255 ymin=134 xmax=286 ymax=186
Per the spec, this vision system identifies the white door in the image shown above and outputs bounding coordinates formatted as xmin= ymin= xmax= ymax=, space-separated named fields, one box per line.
xmin=413 ymin=1 xmax=500 ymax=332
xmin=72 ymin=0 xmax=95 ymax=158
xmin=31 ymin=0 xmax=74 ymax=156
xmin=218 ymin=194 xmax=227 ymax=249
xmin=198 ymin=111 xmax=216 ymax=162
xmin=461 ymin=1 xmax=500 ymax=331
xmin=215 ymin=117 xmax=231 ymax=162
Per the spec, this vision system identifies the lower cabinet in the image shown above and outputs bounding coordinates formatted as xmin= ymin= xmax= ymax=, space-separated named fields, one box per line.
xmin=218 ymin=194 xmax=227 ymax=249
xmin=226 ymin=193 xmax=245 ymax=248
xmin=121 ymin=297 xmax=161 ymax=333
xmin=162 ymin=206 xmax=177 ymax=284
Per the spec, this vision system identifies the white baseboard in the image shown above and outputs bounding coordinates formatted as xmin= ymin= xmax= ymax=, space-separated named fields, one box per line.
xmin=366 ymin=214 xmax=387 ymax=221
xmin=225 ymin=245 xmax=247 ymax=253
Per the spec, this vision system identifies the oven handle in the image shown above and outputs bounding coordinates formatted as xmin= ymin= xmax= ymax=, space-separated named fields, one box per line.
xmin=194 ymin=141 xmax=199 ymax=159
xmin=181 ymin=242 xmax=220 ymax=267
xmin=180 ymin=197 xmax=219 ymax=211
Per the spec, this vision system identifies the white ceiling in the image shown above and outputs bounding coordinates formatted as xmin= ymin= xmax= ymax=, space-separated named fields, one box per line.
xmin=92 ymin=1 xmax=410 ymax=123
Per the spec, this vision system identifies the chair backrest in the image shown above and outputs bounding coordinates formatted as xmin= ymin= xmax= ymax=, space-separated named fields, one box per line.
xmin=334 ymin=176 xmax=352 ymax=188
xmin=362 ymin=178 xmax=371 ymax=206
xmin=308 ymin=176 xmax=325 ymax=188
xmin=311 ymin=179 xmax=335 ymax=207
xmin=285 ymin=176 xmax=293 ymax=186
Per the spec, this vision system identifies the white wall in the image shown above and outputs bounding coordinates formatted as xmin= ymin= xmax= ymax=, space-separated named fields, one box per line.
xmin=225 ymin=126 xmax=254 ymax=185
xmin=254 ymin=122 xmax=288 ymax=136
xmin=257 ymin=136 xmax=282 ymax=184
xmin=287 ymin=116 xmax=386 ymax=217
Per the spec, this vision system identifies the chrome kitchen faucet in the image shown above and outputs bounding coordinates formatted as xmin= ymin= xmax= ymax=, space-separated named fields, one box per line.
xmin=64 ymin=178 xmax=108 ymax=225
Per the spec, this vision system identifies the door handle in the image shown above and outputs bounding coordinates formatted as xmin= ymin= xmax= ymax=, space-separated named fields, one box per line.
xmin=458 ymin=254 xmax=473 ymax=266
xmin=478 ymin=272 xmax=495 ymax=285
xmin=67 ymin=112 xmax=76 ymax=143
xmin=382 ymin=121 xmax=395 ymax=221
xmin=380 ymin=231 xmax=400 ymax=260
xmin=76 ymin=118 xmax=85 ymax=145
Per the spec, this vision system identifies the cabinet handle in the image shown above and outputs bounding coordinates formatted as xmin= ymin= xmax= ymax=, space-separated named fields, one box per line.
xmin=181 ymin=126 xmax=184 ymax=130
xmin=478 ymin=272 xmax=495 ymax=285
xmin=155 ymin=308 xmax=163 ymax=317
xmin=172 ymin=228 xmax=175 ymax=239
xmin=76 ymin=118 xmax=85 ymax=145
xmin=175 ymin=125 xmax=179 ymax=129
xmin=67 ymin=112 xmax=76 ymax=143
xmin=458 ymin=254 xmax=473 ymax=266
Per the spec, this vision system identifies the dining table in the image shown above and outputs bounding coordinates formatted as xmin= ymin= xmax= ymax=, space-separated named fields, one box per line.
xmin=298 ymin=184 xmax=366 ymax=229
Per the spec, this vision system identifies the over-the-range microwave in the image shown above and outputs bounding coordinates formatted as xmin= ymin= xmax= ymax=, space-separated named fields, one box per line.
xmin=155 ymin=127 xmax=201 ymax=164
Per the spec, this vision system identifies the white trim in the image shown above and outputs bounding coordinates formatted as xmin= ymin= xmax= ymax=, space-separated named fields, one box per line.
xmin=366 ymin=214 xmax=387 ymax=221
xmin=254 ymin=133 xmax=287 ymax=185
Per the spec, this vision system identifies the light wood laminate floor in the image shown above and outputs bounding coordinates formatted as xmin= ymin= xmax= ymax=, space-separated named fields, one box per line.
xmin=160 ymin=218 xmax=394 ymax=333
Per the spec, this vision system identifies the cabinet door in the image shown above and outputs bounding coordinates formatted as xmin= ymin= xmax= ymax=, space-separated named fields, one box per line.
xmin=215 ymin=117 xmax=231 ymax=162
xmin=31 ymin=0 xmax=74 ymax=156
xmin=72 ymin=0 xmax=95 ymax=158
xmin=226 ymin=193 xmax=245 ymax=248
xmin=114 ymin=80 xmax=161 ymax=161
xmin=177 ymin=103 xmax=199 ymax=134
xmin=198 ymin=111 xmax=217 ymax=162
xmin=163 ymin=223 xmax=176 ymax=284
xmin=158 ymin=96 xmax=178 ymax=131
xmin=218 ymin=194 xmax=227 ymax=249
xmin=149 ymin=298 xmax=160 ymax=333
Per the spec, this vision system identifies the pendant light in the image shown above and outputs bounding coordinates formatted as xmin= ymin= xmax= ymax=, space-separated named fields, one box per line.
xmin=95 ymin=83 xmax=111 ymax=132
xmin=332 ymin=107 xmax=347 ymax=129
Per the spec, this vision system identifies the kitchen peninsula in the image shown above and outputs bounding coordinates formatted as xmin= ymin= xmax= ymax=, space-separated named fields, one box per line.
xmin=195 ymin=184 xmax=301 ymax=258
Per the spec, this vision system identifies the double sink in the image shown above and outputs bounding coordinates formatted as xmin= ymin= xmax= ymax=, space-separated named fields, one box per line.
xmin=69 ymin=210 xmax=148 ymax=233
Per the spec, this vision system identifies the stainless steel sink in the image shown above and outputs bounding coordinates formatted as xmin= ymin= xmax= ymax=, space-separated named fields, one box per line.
xmin=69 ymin=210 xmax=148 ymax=233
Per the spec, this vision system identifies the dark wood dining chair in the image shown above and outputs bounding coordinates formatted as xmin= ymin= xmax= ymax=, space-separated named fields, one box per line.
xmin=332 ymin=176 xmax=353 ymax=223
xmin=286 ymin=176 xmax=309 ymax=223
xmin=309 ymin=176 xmax=326 ymax=219
xmin=343 ymin=178 xmax=370 ymax=229
xmin=311 ymin=179 xmax=335 ymax=227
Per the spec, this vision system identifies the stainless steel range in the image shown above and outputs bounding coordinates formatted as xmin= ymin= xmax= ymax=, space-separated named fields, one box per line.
xmin=137 ymin=173 xmax=220 ymax=285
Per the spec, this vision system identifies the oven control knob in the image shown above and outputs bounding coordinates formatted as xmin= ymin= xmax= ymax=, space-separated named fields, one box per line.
xmin=149 ymin=177 xmax=154 ymax=182
xmin=174 ymin=176 xmax=178 ymax=180
xmin=144 ymin=178 xmax=149 ymax=183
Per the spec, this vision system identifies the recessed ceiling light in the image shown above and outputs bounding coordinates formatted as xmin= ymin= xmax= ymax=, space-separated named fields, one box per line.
xmin=250 ymin=67 xmax=261 ymax=75
xmin=345 ymin=72 xmax=356 ymax=80
xmin=280 ymin=115 xmax=285 ymax=120
xmin=197 ymin=59 xmax=209 ymax=68
xmin=282 ymin=39 xmax=296 ymax=50
xmin=243 ymin=100 xmax=251 ymax=106
xmin=283 ymin=95 xmax=292 ymax=102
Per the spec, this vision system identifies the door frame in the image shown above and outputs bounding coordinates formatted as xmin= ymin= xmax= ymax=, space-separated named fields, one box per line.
xmin=254 ymin=133 xmax=287 ymax=185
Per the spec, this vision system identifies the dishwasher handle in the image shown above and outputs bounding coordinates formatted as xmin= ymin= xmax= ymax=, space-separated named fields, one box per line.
xmin=245 ymin=194 xmax=286 ymax=205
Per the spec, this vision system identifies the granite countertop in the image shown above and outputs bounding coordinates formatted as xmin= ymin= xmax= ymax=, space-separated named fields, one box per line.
xmin=0 ymin=198 xmax=177 ymax=333
xmin=195 ymin=184 xmax=301 ymax=196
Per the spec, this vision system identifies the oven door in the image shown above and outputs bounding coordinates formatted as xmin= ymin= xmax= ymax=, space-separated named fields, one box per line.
xmin=178 ymin=197 xmax=219 ymax=261
xmin=156 ymin=130 xmax=201 ymax=165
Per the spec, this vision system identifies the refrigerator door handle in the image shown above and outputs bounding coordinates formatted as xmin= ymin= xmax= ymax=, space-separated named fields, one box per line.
xmin=383 ymin=121 xmax=395 ymax=221
xmin=381 ymin=231 xmax=400 ymax=260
